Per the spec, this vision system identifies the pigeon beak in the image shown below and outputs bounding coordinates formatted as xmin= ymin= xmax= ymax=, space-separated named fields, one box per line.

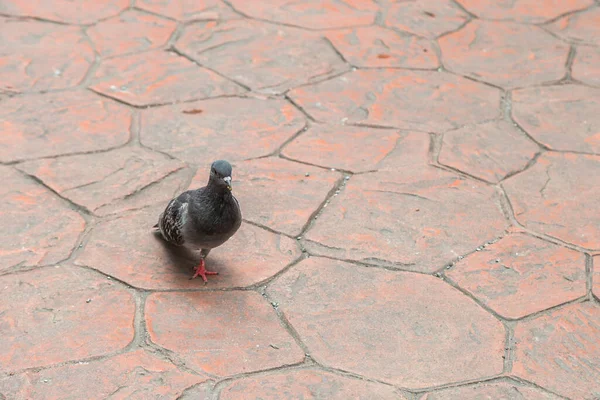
xmin=223 ymin=176 xmax=232 ymax=190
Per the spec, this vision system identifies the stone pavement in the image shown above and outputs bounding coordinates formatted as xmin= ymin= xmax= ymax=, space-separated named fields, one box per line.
xmin=0 ymin=0 xmax=599 ymax=399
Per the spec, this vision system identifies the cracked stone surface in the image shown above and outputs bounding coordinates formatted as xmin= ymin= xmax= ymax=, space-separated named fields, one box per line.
xmin=268 ymin=258 xmax=505 ymax=388
xmin=90 ymin=50 xmax=244 ymax=106
xmin=0 ymin=90 xmax=131 ymax=162
xmin=439 ymin=20 xmax=569 ymax=88
xmin=0 ymin=19 xmax=94 ymax=94
xmin=513 ymin=302 xmax=600 ymax=399
xmin=0 ymin=265 xmax=134 ymax=372
xmin=438 ymin=120 xmax=539 ymax=183
xmin=17 ymin=147 xmax=187 ymax=216
xmin=87 ymin=10 xmax=177 ymax=58
xmin=3 ymin=1 xmax=600 ymax=398
xmin=512 ymin=84 xmax=600 ymax=153
xmin=447 ymin=233 xmax=587 ymax=319
xmin=1 ymin=167 xmax=85 ymax=272
xmin=146 ymin=291 xmax=304 ymax=376
xmin=0 ymin=349 xmax=206 ymax=400
xmin=456 ymin=0 xmax=594 ymax=23
xmin=76 ymin=207 xmax=300 ymax=290
xmin=304 ymin=166 xmax=507 ymax=272
xmin=219 ymin=369 xmax=405 ymax=399
xmin=503 ymin=152 xmax=600 ymax=250
xmin=288 ymin=69 xmax=501 ymax=131
xmin=140 ymin=97 xmax=305 ymax=164
xmin=176 ymin=20 xmax=348 ymax=94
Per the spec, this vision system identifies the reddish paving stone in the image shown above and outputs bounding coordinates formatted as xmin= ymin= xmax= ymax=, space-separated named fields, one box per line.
xmin=513 ymin=302 xmax=600 ymax=399
xmin=422 ymin=380 xmax=562 ymax=399
xmin=595 ymin=256 xmax=600 ymax=299
xmin=0 ymin=91 xmax=131 ymax=163
xmin=0 ymin=349 xmax=205 ymax=400
xmin=268 ymin=258 xmax=505 ymax=388
xmin=447 ymin=233 xmax=586 ymax=319
xmin=572 ymin=46 xmax=600 ymax=87
xmin=192 ymin=157 xmax=339 ymax=237
xmin=176 ymin=20 xmax=348 ymax=95
xmin=0 ymin=0 xmax=128 ymax=24
xmin=140 ymin=97 xmax=305 ymax=164
xmin=0 ymin=20 xmax=93 ymax=94
xmin=178 ymin=381 xmax=213 ymax=400
xmin=503 ymin=153 xmax=600 ymax=250
xmin=0 ymin=167 xmax=85 ymax=272
xmin=439 ymin=21 xmax=568 ymax=88
xmin=17 ymin=147 xmax=187 ymax=216
xmin=305 ymin=167 xmax=506 ymax=272
xmin=456 ymin=0 xmax=594 ymax=23
xmin=146 ymin=291 xmax=304 ymax=376
xmin=288 ymin=69 xmax=501 ymax=131
xmin=0 ymin=265 xmax=134 ymax=372
xmin=220 ymin=369 xmax=404 ymax=400
xmin=384 ymin=0 xmax=468 ymax=39
xmin=76 ymin=207 xmax=300 ymax=290
xmin=90 ymin=50 xmax=243 ymax=107
xmin=136 ymin=0 xmax=237 ymax=22
xmin=512 ymin=84 xmax=600 ymax=153
xmin=548 ymin=7 xmax=600 ymax=46
xmin=325 ymin=26 xmax=438 ymax=69
xmin=439 ymin=120 xmax=539 ymax=183
xmin=228 ymin=0 xmax=378 ymax=30
xmin=87 ymin=10 xmax=177 ymax=58
xmin=283 ymin=128 xmax=430 ymax=173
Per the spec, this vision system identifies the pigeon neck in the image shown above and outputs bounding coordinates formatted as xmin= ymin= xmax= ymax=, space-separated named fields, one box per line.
xmin=207 ymin=178 xmax=231 ymax=197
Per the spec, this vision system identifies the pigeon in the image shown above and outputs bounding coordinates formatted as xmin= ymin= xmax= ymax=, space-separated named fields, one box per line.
xmin=153 ymin=160 xmax=242 ymax=283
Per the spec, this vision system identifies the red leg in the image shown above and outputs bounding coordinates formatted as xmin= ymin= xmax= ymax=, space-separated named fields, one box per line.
xmin=190 ymin=258 xmax=219 ymax=283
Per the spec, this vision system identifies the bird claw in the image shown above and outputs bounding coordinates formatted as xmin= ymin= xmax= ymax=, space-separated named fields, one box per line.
xmin=190 ymin=259 xmax=219 ymax=283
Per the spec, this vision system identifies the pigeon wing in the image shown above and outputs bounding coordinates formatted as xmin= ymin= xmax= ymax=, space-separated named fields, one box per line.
xmin=157 ymin=193 xmax=190 ymax=246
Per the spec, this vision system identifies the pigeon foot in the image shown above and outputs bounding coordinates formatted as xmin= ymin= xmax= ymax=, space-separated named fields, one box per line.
xmin=190 ymin=258 xmax=219 ymax=283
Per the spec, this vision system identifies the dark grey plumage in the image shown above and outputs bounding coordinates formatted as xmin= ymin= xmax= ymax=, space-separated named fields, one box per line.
xmin=154 ymin=160 xmax=242 ymax=281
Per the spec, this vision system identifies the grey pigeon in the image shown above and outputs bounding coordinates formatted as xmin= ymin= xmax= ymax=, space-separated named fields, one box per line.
xmin=153 ymin=160 xmax=242 ymax=282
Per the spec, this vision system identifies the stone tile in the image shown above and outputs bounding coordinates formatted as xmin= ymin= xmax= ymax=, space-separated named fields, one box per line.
xmin=456 ymin=0 xmax=594 ymax=23
xmin=135 ymin=0 xmax=237 ymax=22
xmin=0 ymin=0 xmax=128 ymax=24
xmin=548 ymin=7 xmax=600 ymax=46
xmin=305 ymin=167 xmax=506 ymax=272
xmin=228 ymin=0 xmax=378 ymax=30
xmin=75 ymin=207 xmax=300 ymax=290
xmin=178 ymin=381 xmax=213 ymax=400
xmin=513 ymin=302 xmax=600 ymax=399
xmin=384 ymin=0 xmax=468 ymax=39
xmin=0 ymin=349 xmax=205 ymax=400
xmin=0 ymin=265 xmax=134 ymax=372
xmin=288 ymin=69 xmax=501 ymax=132
xmin=283 ymin=128 xmax=430 ymax=173
xmin=595 ymin=256 xmax=600 ymax=299
xmin=513 ymin=84 xmax=600 ymax=153
xmin=439 ymin=21 xmax=568 ymax=88
xmin=140 ymin=97 xmax=305 ymax=164
xmin=176 ymin=20 xmax=348 ymax=95
xmin=325 ymin=26 xmax=438 ymax=68
xmin=146 ymin=291 xmax=304 ymax=376
xmin=0 ymin=19 xmax=93 ymax=94
xmin=423 ymin=380 xmax=562 ymax=399
xmin=572 ymin=46 xmax=600 ymax=87
xmin=0 ymin=167 xmax=85 ymax=272
xmin=447 ymin=233 xmax=586 ymax=319
xmin=268 ymin=258 xmax=505 ymax=388
xmin=90 ymin=50 xmax=243 ymax=107
xmin=0 ymin=91 xmax=131 ymax=163
xmin=87 ymin=10 xmax=177 ymax=58
xmin=503 ymin=153 xmax=600 ymax=250
xmin=17 ymin=147 xmax=187 ymax=216
xmin=204 ymin=158 xmax=339 ymax=237
xmin=439 ymin=120 xmax=539 ymax=183
xmin=220 ymin=369 xmax=404 ymax=399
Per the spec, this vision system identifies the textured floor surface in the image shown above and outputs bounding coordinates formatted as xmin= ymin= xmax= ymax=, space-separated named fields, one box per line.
xmin=1 ymin=1 xmax=600 ymax=399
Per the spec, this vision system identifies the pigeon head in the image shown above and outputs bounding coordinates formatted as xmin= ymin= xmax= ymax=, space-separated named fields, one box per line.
xmin=209 ymin=160 xmax=233 ymax=191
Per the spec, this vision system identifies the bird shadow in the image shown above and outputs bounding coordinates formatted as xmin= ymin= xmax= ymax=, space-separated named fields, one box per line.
xmin=150 ymin=230 xmax=199 ymax=275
